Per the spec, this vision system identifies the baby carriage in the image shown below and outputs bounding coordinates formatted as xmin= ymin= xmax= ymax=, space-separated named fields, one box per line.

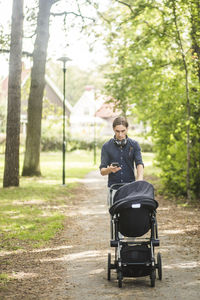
xmin=107 ymin=180 xmax=162 ymax=288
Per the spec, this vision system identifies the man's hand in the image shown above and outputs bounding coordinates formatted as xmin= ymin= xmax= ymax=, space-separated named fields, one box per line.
xmin=100 ymin=165 xmax=121 ymax=176
xmin=109 ymin=164 xmax=121 ymax=173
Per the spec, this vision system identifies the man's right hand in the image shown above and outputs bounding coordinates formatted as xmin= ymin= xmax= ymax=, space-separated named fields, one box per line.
xmin=109 ymin=165 xmax=121 ymax=173
xmin=100 ymin=165 xmax=121 ymax=176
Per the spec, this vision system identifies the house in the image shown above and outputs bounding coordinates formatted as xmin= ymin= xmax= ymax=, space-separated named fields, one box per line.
xmin=44 ymin=75 xmax=72 ymax=118
xmin=0 ymin=67 xmax=72 ymax=135
xmin=70 ymin=86 xmax=124 ymax=139
xmin=0 ymin=67 xmax=123 ymax=141
xmin=70 ymin=86 xmax=106 ymax=139
xmin=95 ymin=101 xmax=121 ymax=136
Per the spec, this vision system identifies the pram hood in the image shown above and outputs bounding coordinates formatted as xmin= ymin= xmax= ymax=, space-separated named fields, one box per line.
xmin=109 ymin=181 xmax=158 ymax=216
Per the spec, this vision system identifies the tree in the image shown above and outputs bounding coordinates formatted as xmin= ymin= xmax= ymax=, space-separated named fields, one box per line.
xmin=22 ymin=0 xmax=58 ymax=176
xmin=101 ymin=0 xmax=200 ymax=199
xmin=3 ymin=0 xmax=24 ymax=187
xmin=22 ymin=0 xmax=95 ymax=176
xmin=172 ymin=0 xmax=191 ymax=200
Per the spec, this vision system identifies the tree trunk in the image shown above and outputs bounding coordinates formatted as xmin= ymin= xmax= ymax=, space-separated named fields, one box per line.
xmin=172 ymin=0 xmax=191 ymax=201
xmin=190 ymin=0 xmax=200 ymax=83
xmin=22 ymin=0 xmax=54 ymax=176
xmin=3 ymin=0 xmax=24 ymax=187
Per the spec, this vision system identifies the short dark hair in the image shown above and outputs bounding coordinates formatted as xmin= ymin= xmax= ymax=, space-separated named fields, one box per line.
xmin=112 ymin=116 xmax=129 ymax=128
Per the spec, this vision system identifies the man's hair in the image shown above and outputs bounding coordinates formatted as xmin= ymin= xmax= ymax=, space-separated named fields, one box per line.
xmin=112 ymin=116 xmax=129 ymax=128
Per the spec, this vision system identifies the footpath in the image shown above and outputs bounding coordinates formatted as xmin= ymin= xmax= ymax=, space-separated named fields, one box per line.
xmin=49 ymin=171 xmax=200 ymax=299
xmin=0 ymin=170 xmax=200 ymax=299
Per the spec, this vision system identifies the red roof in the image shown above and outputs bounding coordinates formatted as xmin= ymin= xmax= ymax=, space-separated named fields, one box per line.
xmin=95 ymin=102 xmax=120 ymax=119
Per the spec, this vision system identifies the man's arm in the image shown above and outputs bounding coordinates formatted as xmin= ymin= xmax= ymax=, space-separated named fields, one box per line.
xmin=100 ymin=142 xmax=121 ymax=176
xmin=136 ymin=164 xmax=144 ymax=180
xmin=100 ymin=165 xmax=121 ymax=176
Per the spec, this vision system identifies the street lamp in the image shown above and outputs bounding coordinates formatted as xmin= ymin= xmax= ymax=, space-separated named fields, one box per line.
xmin=93 ymin=88 xmax=97 ymax=165
xmin=57 ymin=56 xmax=71 ymax=185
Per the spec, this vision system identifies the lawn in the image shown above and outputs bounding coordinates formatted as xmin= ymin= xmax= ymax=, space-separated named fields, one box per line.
xmin=0 ymin=150 xmax=157 ymax=251
xmin=0 ymin=150 xmax=98 ymax=250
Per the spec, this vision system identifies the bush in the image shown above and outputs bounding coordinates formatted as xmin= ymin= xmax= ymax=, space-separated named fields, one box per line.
xmin=41 ymin=135 xmax=62 ymax=151
xmin=140 ymin=142 xmax=153 ymax=153
xmin=41 ymin=136 xmax=107 ymax=152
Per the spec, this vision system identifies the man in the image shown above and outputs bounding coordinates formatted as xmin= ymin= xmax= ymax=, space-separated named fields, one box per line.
xmin=99 ymin=116 xmax=144 ymax=191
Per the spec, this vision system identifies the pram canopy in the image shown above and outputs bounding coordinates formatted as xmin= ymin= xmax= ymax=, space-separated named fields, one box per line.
xmin=109 ymin=181 xmax=158 ymax=216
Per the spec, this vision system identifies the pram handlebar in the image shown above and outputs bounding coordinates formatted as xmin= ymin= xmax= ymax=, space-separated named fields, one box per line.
xmin=110 ymin=182 xmax=128 ymax=191
xmin=109 ymin=183 xmax=129 ymax=207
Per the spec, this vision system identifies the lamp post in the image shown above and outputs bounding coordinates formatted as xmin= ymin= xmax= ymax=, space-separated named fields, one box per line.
xmin=57 ymin=56 xmax=71 ymax=185
xmin=93 ymin=88 xmax=97 ymax=165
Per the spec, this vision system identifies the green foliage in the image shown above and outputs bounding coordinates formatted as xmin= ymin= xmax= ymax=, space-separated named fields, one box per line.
xmin=66 ymin=138 xmax=106 ymax=152
xmin=41 ymin=135 xmax=106 ymax=152
xmin=41 ymin=117 xmax=62 ymax=151
xmin=41 ymin=118 xmax=107 ymax=151
xmin=101 ymin=0 xmax=200 ymax=199
xmin=140 ymin=142 xmax=153 ymax=153
xmin=0 ymin=273 xmax=11 ymax=286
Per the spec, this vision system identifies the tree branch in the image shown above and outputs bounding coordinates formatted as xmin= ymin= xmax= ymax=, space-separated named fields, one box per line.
xmin=0 ymin=48 xmax=32 ymax=57
xmin=115 ymin=0 xmax=134 ymax=14
xmin=50 ymin=11 xmax=95 ymax=21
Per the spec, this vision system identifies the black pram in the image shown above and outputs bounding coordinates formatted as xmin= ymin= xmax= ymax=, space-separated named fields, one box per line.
xmin=107 ymin=180 xmax=162 ymax=287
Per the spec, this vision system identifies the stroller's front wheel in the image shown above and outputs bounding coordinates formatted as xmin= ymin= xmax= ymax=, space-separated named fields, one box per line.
xmin=107 ymin=253 xmax=111 ymax=280
xmin=150 ymin=269 xmax=156 ymax=287
xmin=117 ymin=270 xmax=123 ymax=288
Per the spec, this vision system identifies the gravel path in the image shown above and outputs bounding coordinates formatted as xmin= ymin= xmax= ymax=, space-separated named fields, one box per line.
xmin=1 ymin=170 xmax=199 ymax=299
xmin=50 ymin=170 xmax=200 ymax=300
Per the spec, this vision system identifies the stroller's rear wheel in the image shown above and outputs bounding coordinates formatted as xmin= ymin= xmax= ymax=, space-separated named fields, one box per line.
xmin=157 ymin=252 xmax=162 ymax=280
xmin=107 ymin=253 xmax=111 ymax=280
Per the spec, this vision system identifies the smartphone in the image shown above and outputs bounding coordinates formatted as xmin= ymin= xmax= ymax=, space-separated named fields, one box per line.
xmin=111 ymin=162 xmax=120 ymax=167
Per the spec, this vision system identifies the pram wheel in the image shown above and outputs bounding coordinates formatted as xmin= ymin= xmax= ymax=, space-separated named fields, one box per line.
xmin=107 ymin=253 xmax=111 ymax=280
xmin=117 ymin=270 xmax=123 ymax=288
xmin=157 ymin=252 xmax=162 ymax=280
xmin=150 ymin=269 xmax=156 ymax=287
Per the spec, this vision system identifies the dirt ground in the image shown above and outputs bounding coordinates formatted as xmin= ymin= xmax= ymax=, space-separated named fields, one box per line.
xmin=0 ymin=170 xmax=200 ymax=300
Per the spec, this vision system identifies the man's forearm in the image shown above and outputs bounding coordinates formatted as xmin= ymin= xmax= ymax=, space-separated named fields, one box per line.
xmin=100 ymin=167 xmax=112 ymax=176
xmin=100 ymin=165 xmax=121 ymax=176
xmin=136 ymin=164 xmax=144 ymax=180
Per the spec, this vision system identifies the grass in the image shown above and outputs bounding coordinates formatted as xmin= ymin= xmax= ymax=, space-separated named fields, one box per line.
xmin=0 ymin=273 xmax=11 ymax=286
xmin=0 ymin=150 xmax=158 ymax=251
xmin=0 ymin=150 xmax=97 ymax=250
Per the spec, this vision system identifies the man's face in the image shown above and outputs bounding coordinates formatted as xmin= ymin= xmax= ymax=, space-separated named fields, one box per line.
xmin=113 ymin=125 xmax=128 ymax=140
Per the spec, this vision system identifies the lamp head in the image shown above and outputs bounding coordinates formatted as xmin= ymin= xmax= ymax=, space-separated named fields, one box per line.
xmin=57 ymin=56 xmax=72 ymax=63
xmin=57 ymin=56 xmax=72 ymax=70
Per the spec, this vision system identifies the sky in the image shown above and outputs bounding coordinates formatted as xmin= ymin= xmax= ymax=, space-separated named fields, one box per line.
xmin=49 ymin=0 xmax=110 ymax=69
xmin=0 ymin=0 xmax=110 ymax=76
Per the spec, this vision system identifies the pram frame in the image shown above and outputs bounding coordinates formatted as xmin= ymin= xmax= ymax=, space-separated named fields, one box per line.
xmin=107 ymin=182 xmax=162 ymax=288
